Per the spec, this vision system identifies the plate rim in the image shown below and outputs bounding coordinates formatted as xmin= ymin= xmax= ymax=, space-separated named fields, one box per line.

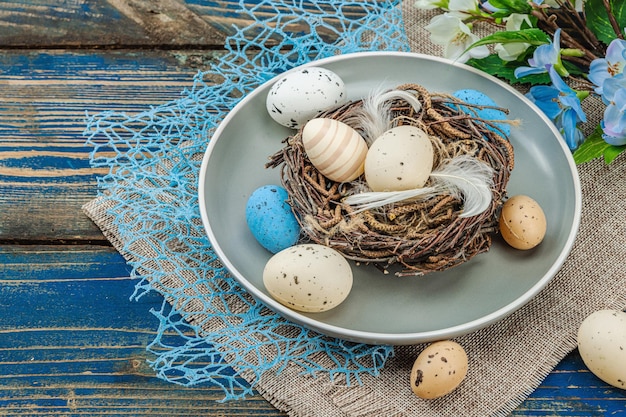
xmin=198 ymin=51 xmax=583 ymax=345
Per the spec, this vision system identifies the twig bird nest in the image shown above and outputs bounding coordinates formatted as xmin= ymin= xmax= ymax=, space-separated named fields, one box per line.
xmin=266 ymin=83 xmax=515 ymax=276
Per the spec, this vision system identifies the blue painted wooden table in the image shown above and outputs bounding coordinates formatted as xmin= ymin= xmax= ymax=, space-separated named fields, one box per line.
xmin=0 ymin=2 xmax=624 ymax=416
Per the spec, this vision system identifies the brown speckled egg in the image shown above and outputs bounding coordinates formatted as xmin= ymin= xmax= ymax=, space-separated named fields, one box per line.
xmin=410 ymin=340 xmax=468 ymax=399
xmin=499 ymin=194 xmax=547 ymax=250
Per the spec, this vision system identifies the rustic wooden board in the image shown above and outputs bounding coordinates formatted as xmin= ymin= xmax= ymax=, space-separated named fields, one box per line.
xmin=517 ymin=356 xmax=626 ymax=416
xmin=0 ymin=49 xmax=221 ymax=243
xmin=0 ymin=0 xmax=224 ymax=46
xmin=0 ymin=0 xmax=383 ymax=47
xmin=0 ymin=245 xmax=287 ymax=416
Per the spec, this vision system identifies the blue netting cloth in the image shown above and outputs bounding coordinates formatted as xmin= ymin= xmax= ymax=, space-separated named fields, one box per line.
xmin=84 ymin=0 xmax=409 ymax=400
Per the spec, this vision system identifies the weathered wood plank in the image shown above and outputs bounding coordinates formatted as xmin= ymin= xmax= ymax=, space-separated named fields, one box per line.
xmin=515 ymin=352 xmax=626 ymax=416
xmin=184 ymin=1 xmax=402 ymax=42
xmin=0 ymin=49 xmax=222 ymax=243
xmin=0 ymin=1 xmax=398 ymax=48
xmin=0 ymin=245 xmax=286 ymax=416
xmin=0 ymin=0 xmax=226 ymax=47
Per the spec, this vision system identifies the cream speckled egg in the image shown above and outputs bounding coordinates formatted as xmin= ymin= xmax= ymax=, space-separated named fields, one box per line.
xmin=577 ymin=309 xmax=626 ymax=390
xmin=410 ymin=340 xmax=468 ymax=399
xmin=499 ymin=195 xmax=547 ymax=250
xmin=365 ymin=125 xmax=434 ymax=192
xmin=263 ymin=244 xmax=353 ymax=313
xmin=266 ymin=67 xmax=347 ymax=129
xmin=302 ymin=118 xmax=368 ymax=183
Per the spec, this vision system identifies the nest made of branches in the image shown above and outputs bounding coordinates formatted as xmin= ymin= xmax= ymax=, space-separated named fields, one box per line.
xmin=267 ymin=83 xmax=515 ymax=276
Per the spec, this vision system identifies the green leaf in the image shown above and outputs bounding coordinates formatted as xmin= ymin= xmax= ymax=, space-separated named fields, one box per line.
xmin=603 ymin=145 xmax=626 ymax=164
xmin=585 ymin=0 xmax=626 ymax=45
xmin=466 ymin=54 xmax=550 ymax=85
xmin=466 ymin=29 xmax=551 ymax=50
xmin=562 ymin=60 xmax=586 ymax=76
xmin=488 ymin=0 xmax=532 ymax=13
xmin=573 ymin=125 xmax=626 ymax=164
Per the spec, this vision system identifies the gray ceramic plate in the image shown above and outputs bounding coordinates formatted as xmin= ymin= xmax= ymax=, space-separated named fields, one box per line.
xmin=198 ymin=52 xmax=581 ymax=345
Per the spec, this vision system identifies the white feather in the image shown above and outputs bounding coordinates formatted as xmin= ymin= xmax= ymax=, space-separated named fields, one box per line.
xmin=343 ymin=155 xmax=494 ymax=218
xmin=429 ymin=155 xmax=494 ymax=217
xmin=355 ymin=87 xmax=423 ymax=144
xmin=342 ymin=187 xmax=439 ymax=212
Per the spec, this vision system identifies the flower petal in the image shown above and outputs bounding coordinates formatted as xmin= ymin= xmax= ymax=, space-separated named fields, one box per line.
xmin=496 ymin=42 xmax=530 ymax=61
xmin=425 ymin=14 xmax=459 ymax=44
xmin=601 ymin=73 xmax=626 ymax=103
xmin=526 ymin=85 xmax=561 ymax=119
xmin=514 ymin=66 xmax=547 ymax=79
xmin=548 ymin=65 xmax=573 ymax=93
xmin=448 ymin=0 xmax=477 ymax=11
xmin=557 ymin=110 xmax=584 ymax=150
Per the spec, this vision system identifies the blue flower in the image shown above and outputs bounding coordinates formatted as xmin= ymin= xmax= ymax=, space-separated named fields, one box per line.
xmin=526 ymin=84 xmax=561 ymax=118
xmin=599 ymin=72 xmax=626 ymax=105
xmin=514 ymin=29 xmax=564 ymax=79
xmin=588 ymin=38 xmax=626 ymax=96
xmin=599 ymin=74 xmax=626 ymax=145
xmin=555 ymin=110 xmax=585 ymax=150
xmin=526 ymin=65 xmax=586 ymax=150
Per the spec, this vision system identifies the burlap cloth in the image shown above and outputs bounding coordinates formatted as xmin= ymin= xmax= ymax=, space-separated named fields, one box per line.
xmin=83 ymin=4 xmax=626 ymax=416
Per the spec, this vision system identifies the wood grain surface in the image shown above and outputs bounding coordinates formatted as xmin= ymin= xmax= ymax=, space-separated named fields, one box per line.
xmin=0 ymin=1 xmax=624 ymax=416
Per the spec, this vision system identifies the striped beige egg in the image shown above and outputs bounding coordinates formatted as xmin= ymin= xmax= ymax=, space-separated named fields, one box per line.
xmin=301 ymin=118 xmax=368 ymax=183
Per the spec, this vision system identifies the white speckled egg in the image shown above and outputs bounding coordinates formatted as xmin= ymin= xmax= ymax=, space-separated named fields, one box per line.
xmin=499 ymin=195 xmax=547 ymax=250
xmin=365 ymin=125 xmax=434 ymax=192
xmin=577 ymin=309 xmax=626 ymax=390
xmin=263 ymin=244 xmax=353 ymax=313
xmin=302 ymin=118 xmax=368 ymax=183
xmin=410 ymin=340 xmax=468 ymax=399
xmin=266 ymin=67 xmax=347 ymax=129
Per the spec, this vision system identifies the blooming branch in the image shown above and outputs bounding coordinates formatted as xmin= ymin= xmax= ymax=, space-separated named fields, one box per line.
xmin=416 ymin=0 xmax=626 ymax=164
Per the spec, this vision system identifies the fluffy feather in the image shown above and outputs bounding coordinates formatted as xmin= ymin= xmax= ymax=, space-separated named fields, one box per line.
xmin=354 ymin=87 xmax=423 ymax=144
xmin=429 ymin=155 xmax=494 ymax=217
xmin=343 ymin=155 xmax=494 ymax=218
xmin=342 ymin=186 xmax=439 ymax=212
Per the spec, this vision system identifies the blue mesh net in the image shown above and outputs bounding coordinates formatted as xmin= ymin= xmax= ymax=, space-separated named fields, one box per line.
xmin=84 ymin=0 xmax=409 ymax=400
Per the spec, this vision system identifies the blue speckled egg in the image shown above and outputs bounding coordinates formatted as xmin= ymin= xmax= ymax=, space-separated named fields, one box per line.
xmin=453 ymin=89 xmax=511 ymax=138
xmin=246 ymin=185 xmax=301 ymax=253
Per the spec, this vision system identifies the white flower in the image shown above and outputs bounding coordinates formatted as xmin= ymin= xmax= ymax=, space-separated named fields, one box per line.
xmin=540 ymin=0 xmax=583 ymax=10
xmin=415 ymin=0 xmax=478 ymax=14
xmin=504 ymin=13 xmax=532 ymax=31
xmin=574 ymin=0 xmax=584 ymax=12
xmin=425 ymin=13 xmax=489 ymax=62
xmin=495 ymin=42 xmax=529 ymax=61
xmin=414 ymin=0 xmax=447 ymax=9
xmin=494 ymin=13 xmax=533 ymax=61
xmin=448 ymin=0 xmax=479 ymax=13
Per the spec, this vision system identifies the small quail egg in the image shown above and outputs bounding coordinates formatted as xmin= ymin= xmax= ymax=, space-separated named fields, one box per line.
xmin=410 ymin=340 xmax=468 ymax=399
xmin=499 ymin=195 xmax=547 ymax=250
